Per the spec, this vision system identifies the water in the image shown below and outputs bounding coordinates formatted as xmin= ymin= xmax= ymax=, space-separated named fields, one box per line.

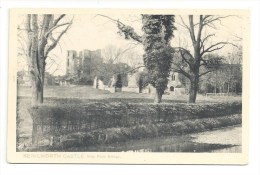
xmin=77 ymin=126 xmax=242 ymax=153
xmin=72 ymin=134 xmax=241 ymax=153
xmin=30 ymin=126 xmax=241 ymax=152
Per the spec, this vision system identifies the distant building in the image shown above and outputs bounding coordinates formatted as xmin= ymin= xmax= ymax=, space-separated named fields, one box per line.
xmin=66 ymin=49 xmax=103 ymax=84
xmin=167 ymin=72 xmax=186 ymax=95
xmin=111 ymin=70 xmax=186 ymax=95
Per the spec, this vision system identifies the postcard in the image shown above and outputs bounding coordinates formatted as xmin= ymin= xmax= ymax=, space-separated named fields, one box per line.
xmin=8 ymin=8 xmax=249 ymax=164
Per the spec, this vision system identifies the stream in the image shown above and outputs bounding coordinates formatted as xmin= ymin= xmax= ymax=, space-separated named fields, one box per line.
xmin=71 ymin=126 xmax=242 ymax=153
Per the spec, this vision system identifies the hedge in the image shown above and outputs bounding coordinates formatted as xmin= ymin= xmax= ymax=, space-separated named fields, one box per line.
xmin=27 ymin=101 xmax=242 ymax=147
xmin=29 ymin=101 xmax=241 ymax=133
xmin=28 ymin=114 xmax=242 ymax=151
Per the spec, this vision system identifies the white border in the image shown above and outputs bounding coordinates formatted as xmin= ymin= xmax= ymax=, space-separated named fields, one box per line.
xmin=1 ymin=0 xmax=260 ymax=174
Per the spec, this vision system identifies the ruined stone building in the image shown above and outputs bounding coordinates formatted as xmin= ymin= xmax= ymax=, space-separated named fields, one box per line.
xmin=66 ymin=49 xmax=103 ymax=84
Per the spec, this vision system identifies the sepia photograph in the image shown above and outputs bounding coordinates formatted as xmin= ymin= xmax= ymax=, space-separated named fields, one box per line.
xmin=8 ymin=8 xmax=249 ymax=164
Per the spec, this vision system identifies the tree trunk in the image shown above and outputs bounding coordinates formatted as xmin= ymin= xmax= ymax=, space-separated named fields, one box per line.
xmin=189 ymin=75 xmax=198 ymax=103
xmin=227 ymin=82 xmax=230 ymax=94
xmin=139 ymin=86 xmax=142 ymax=93
xmin=31 ymin=74 xmax=44 ymax=106
xmin=154 ymin=89 xmax=163 ymax=103
xmin=138 ymin=79 xmax=143 ymax=93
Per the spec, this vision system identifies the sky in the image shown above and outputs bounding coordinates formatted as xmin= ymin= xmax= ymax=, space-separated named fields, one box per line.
xmin=17 ymin=13 xmax=244 ymax=76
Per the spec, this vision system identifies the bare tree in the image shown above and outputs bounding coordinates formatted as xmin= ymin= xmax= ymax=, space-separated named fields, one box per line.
xmin=174 ymin=15 xmax=237 ymax=103
xmin=222 ymin=46 xmax=242 ymax=94
xmin=102 ymin=44 xmax=139 ymax=64
xmin=24 ymin=14 xmax=72 ymax=105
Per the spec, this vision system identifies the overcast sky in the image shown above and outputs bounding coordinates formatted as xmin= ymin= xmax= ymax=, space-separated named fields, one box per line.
xmin=17 ymin=13 xmax=244 ymax=76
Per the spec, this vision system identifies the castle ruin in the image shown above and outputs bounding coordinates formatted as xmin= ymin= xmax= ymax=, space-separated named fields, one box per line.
xmin=66 ymin=49 xmax=103 ymax=84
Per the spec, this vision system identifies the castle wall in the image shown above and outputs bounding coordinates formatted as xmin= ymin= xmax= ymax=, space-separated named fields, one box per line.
xmin=66 ymin=50 xmax=77 ymax=75
xmin=66 ymin=49 xmax=103 ymax=84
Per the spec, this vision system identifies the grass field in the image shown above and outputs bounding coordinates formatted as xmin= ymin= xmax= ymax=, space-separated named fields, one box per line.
xmin=18 ymin=85 xmax=242 ymax=104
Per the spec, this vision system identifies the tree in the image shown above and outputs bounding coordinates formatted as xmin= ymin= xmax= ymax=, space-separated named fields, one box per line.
xmin=142 ymin=15 xmax=175 ymax=103
xmin=24 ymin=14 xmax=72 ymax=105
xmin=173 ymin=15 xmax=236 ymax=103
xmin=99 ymin=14 xmax=175 ymax=103
xmin=222 ymin=46 xmax=242 ymax=93
xmin=115 ymin=74 xmax=123 ymax=88
xmin=135 ymin=71 xmax=150 ymax=93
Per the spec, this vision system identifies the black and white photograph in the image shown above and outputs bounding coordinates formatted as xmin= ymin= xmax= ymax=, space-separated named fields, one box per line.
xmin=7 ymin=8 xmax=249 ymax=164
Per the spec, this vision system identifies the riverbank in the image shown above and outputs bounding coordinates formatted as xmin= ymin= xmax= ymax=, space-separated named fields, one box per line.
xmin=24 ymin=114 xmax=242 ymax=152
xmin=61 ymin=126 xmax=242 ymax=152
xmin=190 ymin=126 xmax=242 ymax=153
xmin=191 ymin=125 xmax=241 ymax=145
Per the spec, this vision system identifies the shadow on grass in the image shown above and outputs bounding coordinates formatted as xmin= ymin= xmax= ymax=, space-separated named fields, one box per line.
xmin=17 ymin=96 xmax=197 ymax=104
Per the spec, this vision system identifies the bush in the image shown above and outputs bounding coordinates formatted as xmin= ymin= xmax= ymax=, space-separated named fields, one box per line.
xmin=29 ymin=101 xmax=242 ymax=133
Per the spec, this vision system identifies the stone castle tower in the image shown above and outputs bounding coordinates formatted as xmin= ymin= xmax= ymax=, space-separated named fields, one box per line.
xmin=66 ymin=50 xmax=78 ymax=75
xmin=66 ymin=49 xmax=103 ymax=83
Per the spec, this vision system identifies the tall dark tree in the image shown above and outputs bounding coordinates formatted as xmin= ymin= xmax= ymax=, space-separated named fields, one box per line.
xmin=135 ymin=71 xmax=150 ymax=93
xmin=99 ymin=14 xmax=175 ymax=103
xmin=142 ymin=15 xmax=175 ymax=103
xmin=24 ymin=14 xmax=72 ymax=106
xmin=115 ymin=74 xmax=123 ymax=88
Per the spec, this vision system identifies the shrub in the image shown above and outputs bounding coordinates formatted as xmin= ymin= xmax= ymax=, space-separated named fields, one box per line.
xmin=29 ymin=101 xmax=242 ymax=134
xmin=28 ymin=102 xmax=242 ymax=150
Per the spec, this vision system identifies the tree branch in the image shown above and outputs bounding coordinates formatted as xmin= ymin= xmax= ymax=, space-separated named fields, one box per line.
xmin=45 ymin=22 xmax=71 ymax=38
xmin=96 ymin=14 xmax=143 ymax=43
xmin=114 ymin=65 xmax=146 ymax=75
xmin=179 ymin=16 xmax=190 ymax=29
xmin=26 ymin=14 xmax=32 ymax=32
xmin=179 ymin=16 xmax=198 ymax=46
xmin=174 ymin=47 xmax=194 ymax=68
xmin=188 ymin=15 xmax=196 ymax=44
xmin=174 ymin=68 xmax=191 ymax=79
xmin=202 ymin=15 xmax=233 ymax=27
xmin=199 ymin=70 xmax=213 ymax=77
xmin=200 ymin=34 xmax=215 ymax=48
xmin=196 ymin=15 xmax=203 ymax=44
xmin=45 ymin=21 xmax=72 ymax=57
xmin=53 ymin=14 xmax=66 ymax=26
xmin=201 ymin=42 xmax=237 ymax=56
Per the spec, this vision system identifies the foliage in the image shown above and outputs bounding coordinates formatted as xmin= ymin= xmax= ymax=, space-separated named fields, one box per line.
xmin=200 ymin=64 xmax=242 ymax=94
xmin=115 ymin=74 xmax=123 ymax=88
xmin=111 ymin=14 xmax=176 ymax=102
xmin=203 ymin=54 xmax=224 ymax=70
xmin=142 ymin=15 xmax=175 ymax=102
xmin=29 ymin=101 xmax=242 ymax=132
xmin=117 ymin=23 xmax=143 ymax=43
xmin=135 ymin=70 xmax=151 ymax=91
